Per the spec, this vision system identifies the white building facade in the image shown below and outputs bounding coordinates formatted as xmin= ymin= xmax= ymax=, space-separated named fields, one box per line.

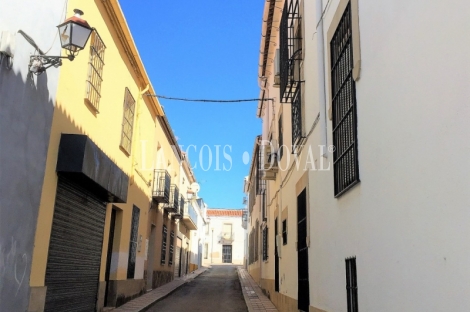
xmin=202 ymin=209 xmax=246 ymax=266
xmin=247 ymin=0 xmax=470 ymax=311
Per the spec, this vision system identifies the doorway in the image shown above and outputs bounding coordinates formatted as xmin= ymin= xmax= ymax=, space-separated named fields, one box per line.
xmin=275 ymin=217 xmax=279 ymax=292
xmin=146 ymin=224 xmax=156 ymax=291
xmin=297 ymin=188 xmax=309 ymax=311
xmin=222 ymin=245 xmax=232 ymax=263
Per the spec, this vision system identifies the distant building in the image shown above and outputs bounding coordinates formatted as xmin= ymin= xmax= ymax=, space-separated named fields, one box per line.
xmin=202 ymin=209 xmax=246 ymax=266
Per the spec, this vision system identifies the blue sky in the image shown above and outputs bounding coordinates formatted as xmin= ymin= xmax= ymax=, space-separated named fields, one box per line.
xmin=120 ymin=0 xmax=264 ymax=208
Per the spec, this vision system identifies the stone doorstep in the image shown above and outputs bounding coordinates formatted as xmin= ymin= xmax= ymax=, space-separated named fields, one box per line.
xmin=112 ymin=267 xmax=209 ymax=312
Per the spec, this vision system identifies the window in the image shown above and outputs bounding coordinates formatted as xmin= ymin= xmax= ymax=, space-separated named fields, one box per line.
xmin=279 ymin=0 xmax=303 ymax=103
xmin=282 ymin=219 xmax=287 ymax=245
xmin=127 ymin=206 xmax=140 ymax=279
xmin=85 ymin=31 xmax=105 ymax=111
xmin=345 ymin=257 xmax=358 ymax=312
xmin=161 ymin=225 xmax=167 ymax=265
xmin=278 ymin=114 xmax=284 ymax=160
xmin=331 ymin=2 xmax=360 ymax=197
xmin=205 ymin=224 xmax=210 ymax=235
xmin=256 ymin=145 xmax=266 ymax=196
xmin=204 ymin=243 xmax=208 ymax=259
xmin=168 ymin=231 xmax=174 ymax=266
xmin=222 ymin=223 xmax=232 ymax=239
xmin=120 ymin=88 xmax=136 ymax=155
xmin=262 ymin=227 xmax=268 ymax=261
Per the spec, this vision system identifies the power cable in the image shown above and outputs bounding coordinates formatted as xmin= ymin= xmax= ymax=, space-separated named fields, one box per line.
xmin=146 ymin=94 xmax=274 ymax=103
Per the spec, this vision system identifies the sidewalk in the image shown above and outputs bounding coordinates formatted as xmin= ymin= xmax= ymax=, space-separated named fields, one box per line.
xmin=237 ymin=268 xmax=279 ymax=312
xmin=113 ymin=266 xmax=209 ymax=312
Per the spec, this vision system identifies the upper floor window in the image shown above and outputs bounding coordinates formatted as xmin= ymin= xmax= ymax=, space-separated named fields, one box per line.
xmin=279 ymin=0 xmax=303 ymax=103
xmin=120 ymin=88 xmax=136 ymax=155
xmin=85 ymin=31 xmax=105 ymax=112
xmin=330 ymin=2 xmax=360 ymax=196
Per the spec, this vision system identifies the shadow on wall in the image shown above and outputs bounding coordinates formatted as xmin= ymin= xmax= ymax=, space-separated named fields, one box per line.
xmin=0 ymin=60 xmax=55 ymax=311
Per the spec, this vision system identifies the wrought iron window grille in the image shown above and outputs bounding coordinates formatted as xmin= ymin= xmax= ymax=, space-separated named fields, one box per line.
xmin=85 ymin=31 xmax=105 ymax=112
xmin=120 ymin=88 xmax=136 ymax=155
xmin=345 ymin=257 xmax=359 ymax=312
xmin=160 ymin=225 xmax=167 ymax=265
xmin=291 ymin=85 xmax=305 ymax=150
xmin=168 ymin=231 xmax=175 ymax=266
xmin=262 ymin=227 xmax=269 ymax=261
xmin=127 ymin=206 xmax=140 ymax=279
xmin=280 ymin=0 xmax=304 ymax=103
xmin=331 ymin=3 xmax=360 ymax=197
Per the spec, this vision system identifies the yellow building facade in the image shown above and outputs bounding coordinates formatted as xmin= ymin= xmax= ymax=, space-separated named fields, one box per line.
xmin=27 ymin=1 xmax=195 ymax=311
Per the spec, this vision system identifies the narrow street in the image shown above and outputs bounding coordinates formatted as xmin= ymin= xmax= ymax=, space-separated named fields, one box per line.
xmin=148 ymin=266 xmax=247 ymax=312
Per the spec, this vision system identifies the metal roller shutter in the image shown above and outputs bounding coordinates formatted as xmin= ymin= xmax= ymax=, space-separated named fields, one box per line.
xmin=45 ymin=176 xmax=107 ymax=312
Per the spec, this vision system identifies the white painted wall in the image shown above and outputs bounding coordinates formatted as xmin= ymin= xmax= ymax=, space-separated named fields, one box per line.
xmin=202 ymin=213 xmax=245 ymax=266
xmin=0 ymin=1 xmax=63 ymax=310
xmin=305 ymin=0 xmax=470 ymax=311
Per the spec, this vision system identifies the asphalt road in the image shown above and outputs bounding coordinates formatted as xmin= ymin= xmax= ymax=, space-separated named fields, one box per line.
xmin=147 ymin=265 xmax=247 ymax=312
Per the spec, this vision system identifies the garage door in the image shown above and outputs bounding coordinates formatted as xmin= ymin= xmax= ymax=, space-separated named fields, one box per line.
xmin=44 ymin=176 xmax=107 ymax=311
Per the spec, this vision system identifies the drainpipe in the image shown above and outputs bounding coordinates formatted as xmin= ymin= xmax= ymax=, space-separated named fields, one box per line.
xmin=316 ymin=0 xmax=328 ymax=158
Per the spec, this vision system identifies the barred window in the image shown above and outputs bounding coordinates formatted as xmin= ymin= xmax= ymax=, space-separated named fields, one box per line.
xmin=345 ymin=257 xmax=359 ymax=312
xmin=282 ymin=219 xmax=287 ymax=245
xmin=127 ymin=206 xmax=140 ymax=279
xmin=331 ymin=3 xmax=360 ymax=197
xmin=278 ymin=114 xmax=284 ymax=160
xmin=168 ymin=231 xmax=174 ymax=266
xmin=161 ymin=225 xmax=167 ymax=265
xmin=120 ymin=88 xmax=136 ymax=155
xmin=262 ymin=227 xmax=268 ymax=261
xmin=85 ymin=31 xmax=105 ymax=112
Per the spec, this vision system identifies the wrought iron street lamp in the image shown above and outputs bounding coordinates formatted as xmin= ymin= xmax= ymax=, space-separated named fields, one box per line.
xmin=29 ymin=9 xmax=93 ymax=74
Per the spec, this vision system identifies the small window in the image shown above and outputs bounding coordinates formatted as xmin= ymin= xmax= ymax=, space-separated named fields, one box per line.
xmin=85 ymin=31 xmax=105 ymax=111
xmin=204 ymin=243 xmax=208 ymax=259
xmin=127 ymin=206 xmax=140 ymax=279
xmin=346 ymin=257 xmax=359 ymax=312
xmin=205 ymin=224 xmax=210 ymax=235
xmin=282 ymin=219 xmax=287 ymax=245
xmin=262 ymin=227 xmax=268 ymax=261
xmin=168 ymin=231 xmax=174 ymax=266
xmin=161 ymin=225 xmax=167 ymax=265
xmin=120 ymin=88 xmax=136 ymax=155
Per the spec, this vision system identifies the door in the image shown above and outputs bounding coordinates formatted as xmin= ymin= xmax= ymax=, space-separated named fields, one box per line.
xmin=146 ymin=224 xmax=156 ymax=290
xmin=222 ymin=245 xmax=232 ymax=263
xmin=45 ymin=176 xmax=107 ymax=312
xmin=104 ymin=209 xmax=117 ymax=306
xmin=297 ymin=188 xmax=309 ymax=311
xmin=275 ymin=218 xmax=280 ymax=292
xmin=174 ymin=238 xmax=182 ymax=277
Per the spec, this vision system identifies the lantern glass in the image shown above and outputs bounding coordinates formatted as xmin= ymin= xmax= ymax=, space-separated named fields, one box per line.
xmin=58 ymin=21 xmax=92 ymax=52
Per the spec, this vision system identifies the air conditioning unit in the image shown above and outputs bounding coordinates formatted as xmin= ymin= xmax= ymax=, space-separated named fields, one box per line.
xmin=262 ymin=144 xmax=278 ymax=172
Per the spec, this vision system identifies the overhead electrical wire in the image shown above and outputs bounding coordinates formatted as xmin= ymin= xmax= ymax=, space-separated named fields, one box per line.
xmin=146 ymin=94 xmax=274 ymax=103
